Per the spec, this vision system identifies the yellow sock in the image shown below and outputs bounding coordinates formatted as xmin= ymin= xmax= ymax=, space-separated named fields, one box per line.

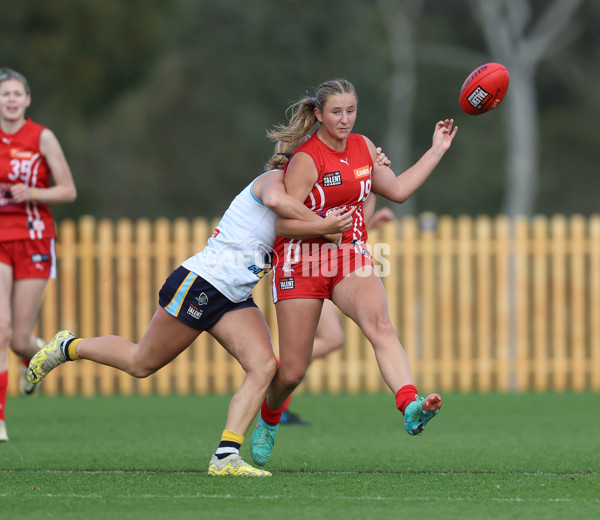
xmin=214 ymin=429 xmax=245 ymax=460
xmin=68 ymin=338 xmax=82 ymax=360
xmin=221 ymin=429 xmax=244 ymax=445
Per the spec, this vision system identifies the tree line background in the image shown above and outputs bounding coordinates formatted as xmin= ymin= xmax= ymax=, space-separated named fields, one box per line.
xmin=1 ymin=0 xmax=598 ymax=222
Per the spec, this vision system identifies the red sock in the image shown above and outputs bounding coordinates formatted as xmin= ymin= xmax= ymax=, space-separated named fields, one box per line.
xmin=260 ymin=398 xmax=285 ymax=426
xmin=395 ymin=384 xmax=418 ymax=415
xmin=0 ymin=370 xmax=8 ymax=421
xmin=269 ymin=358 xmax=292 ymax=417
xmin=281 ymin=395 xmax=292 ymax=412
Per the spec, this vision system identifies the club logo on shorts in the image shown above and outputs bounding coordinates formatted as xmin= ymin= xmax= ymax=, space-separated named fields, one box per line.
xmin=27 ymin=220 xmax=46 ymax=232
xmin=196 ymin=293 xmax=208 ymax=305
xmin=322 ymin=172 xmax=342 ymax=187
xmin=279 ymin=277 xmax=295 ymax=290
xmin=31 ymin=254 xmax=49 ymax=263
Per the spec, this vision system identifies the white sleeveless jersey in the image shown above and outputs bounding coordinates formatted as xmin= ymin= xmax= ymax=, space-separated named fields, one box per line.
xmin=182 ymin=175 xmax=275 ymax=302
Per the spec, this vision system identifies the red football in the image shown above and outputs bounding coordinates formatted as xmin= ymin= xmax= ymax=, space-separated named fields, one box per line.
xmin=459 ymin=63 xmax=509 ymax=115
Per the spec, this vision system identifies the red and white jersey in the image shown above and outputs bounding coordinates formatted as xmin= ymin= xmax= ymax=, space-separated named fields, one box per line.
xmin=273 ymin=132 xmax=373 ymax=264
xmin=0 ymin=118 xmax=55 ymax=241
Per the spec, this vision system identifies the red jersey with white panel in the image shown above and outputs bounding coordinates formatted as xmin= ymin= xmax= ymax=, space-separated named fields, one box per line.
xmin=0 ymin=118 xmax=55 ymax=241
xmin=273 ymin=132 xmax=373 ymax=264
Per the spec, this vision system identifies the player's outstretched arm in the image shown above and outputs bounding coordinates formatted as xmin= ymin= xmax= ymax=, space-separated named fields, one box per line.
xmin=368 ymin=120 xmax=458 ymax=204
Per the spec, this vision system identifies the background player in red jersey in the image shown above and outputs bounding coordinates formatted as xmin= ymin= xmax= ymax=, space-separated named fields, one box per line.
xmin=0 ymin=67 xmax=77 ymax=441
xmin=251 ymin=78 xmax=457 ymax=466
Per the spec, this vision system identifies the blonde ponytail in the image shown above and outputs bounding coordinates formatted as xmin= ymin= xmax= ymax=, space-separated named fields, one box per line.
xmin=264 ymin=79 xmax=358 ymax=171
xmin=266 ymin=97 xmax=318 ymax=149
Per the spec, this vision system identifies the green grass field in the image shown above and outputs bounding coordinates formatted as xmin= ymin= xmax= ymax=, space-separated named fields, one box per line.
xmin=1 ymin=392 xmax=599 ymax=519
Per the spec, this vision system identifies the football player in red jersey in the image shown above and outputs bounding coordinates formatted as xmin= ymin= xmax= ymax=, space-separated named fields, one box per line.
xmin=279 ymin=205 xmax=395 ymax=425
xmin=251 ymin=79 xmax=457 ymax=466
xmin=0 ymin=67 xmax=77 ymax=441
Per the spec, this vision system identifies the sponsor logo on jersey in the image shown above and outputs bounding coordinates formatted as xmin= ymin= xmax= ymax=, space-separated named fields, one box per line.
xmin=322 ymin=171 xmax=342 ymax=187
xmin=279 ymin=277 xmax=295 ymax=290
xmin=353 ymin=165 xmax=370 ymax=179
xmin=467 ymin=86 xmax=492 ymax=110
xmin=9 ymin=148 xmax=34 ymax=159
xmin=340 ymin=158 xmax=349 ymax=166
xmin=211 ymin=228 xmax=220 ymax=239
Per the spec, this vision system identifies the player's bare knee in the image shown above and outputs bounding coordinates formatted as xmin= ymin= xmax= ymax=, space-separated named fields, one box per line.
xmin=246 ymin=355 xmax=277 ymax=385
xmin=363 ymin=314 xmax=396 ymax=342
xmin=9 ymin=336 xmax=28 ymax=357
xmin=279 ymin=367 xmax=306 ymax=390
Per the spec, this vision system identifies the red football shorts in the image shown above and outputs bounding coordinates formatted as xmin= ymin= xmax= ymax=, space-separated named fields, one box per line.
xmin=0 ymin=238 xmax=57 ymax=280
xmin=272 ymin=241 xmax=373 ymax=302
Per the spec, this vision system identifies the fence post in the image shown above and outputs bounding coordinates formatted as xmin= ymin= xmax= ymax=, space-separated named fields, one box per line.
xmin=495 ymin=215 xmax=511 ymax=392
xmin=475 ymin=215 xmax=492 ymax=392
xmin=532 ymin=216 xmax=549 ymax=392
xmin=551 ymin=215 xmax=568 ymax=391
xmin=590 ymin=215 xmax=600 ymax=390
xmin=570 ymin=215 xmax=586 ymax=391
xmin=515 ymin=217 xmax=530 ymax=391
xmin=438 ymin=216 xmax=455 ymax=393
xmin=457 ymin=216 xmax=474 ymax=393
